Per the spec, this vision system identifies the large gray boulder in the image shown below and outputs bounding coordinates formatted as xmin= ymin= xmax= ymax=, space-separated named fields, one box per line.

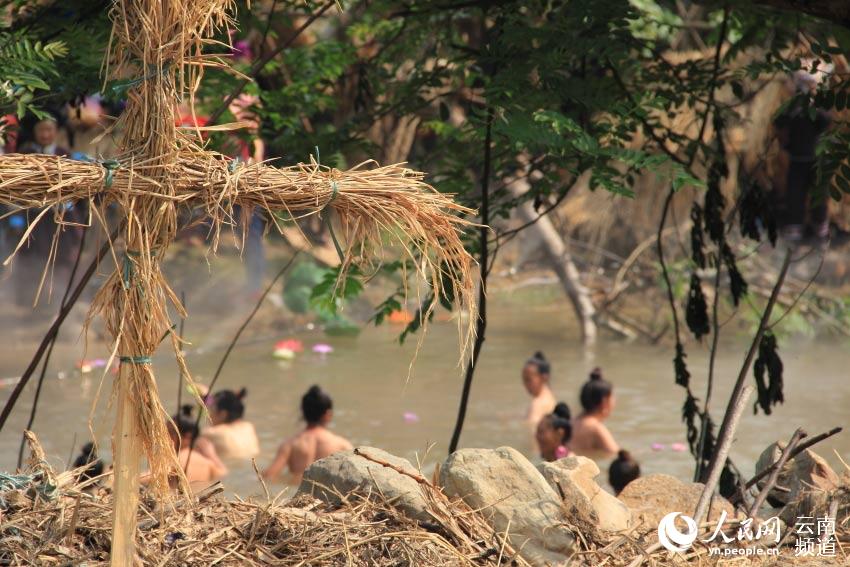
xmin=296 ymin=446 xmax=431 ymax=522
xmin=539 ymin=456 xmax=631 ymax=533
xmin=755 ymin=442 xmax=839 ymax=506
xmin=440 ymin=446 xmax=576 ymax=566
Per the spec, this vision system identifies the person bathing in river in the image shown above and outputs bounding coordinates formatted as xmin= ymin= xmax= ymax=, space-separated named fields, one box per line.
xmin=141 ymin=406 xmax=227 ymax=489
xmin=263 ymin=385 xmax=353 ymax=484
xmin=570 ymin=368 xmax=620 ymax=458
xmin=536 ymin=402 xmax=573 ymax=462
xmin=201 ymin=388 xmax=260 ymax=459
xmin=609 ymin=449 xmax=640 ymax=494
xmin=522 ymin=352 xmax=557 ymax=445
xmin=165 ymin=405 xmax=227 ymax=488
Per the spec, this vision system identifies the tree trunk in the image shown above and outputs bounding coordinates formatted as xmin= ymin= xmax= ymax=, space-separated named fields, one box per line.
xmin=508 ymin=177 xmax=597 ymax=345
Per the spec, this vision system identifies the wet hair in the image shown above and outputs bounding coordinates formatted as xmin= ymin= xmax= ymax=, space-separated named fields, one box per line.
xmin=213 ymin=388 xmax=247 ymax=422
xmin=549 ymin=402 xmax=572 ymax=444
xmin=580 ymin=368 xmax=613 ymax=413
xmin=609 ymin=450 xmax=641 ymax=494
xmin=73 ymin=442 xmax=104 ymax=482
xmin=171 ymin=405 xmax=199 ymax=440
xmin=526 ymin=351 xmax=551 ymax=376
xmin=302 ymin=385 xmax=333 ymax=425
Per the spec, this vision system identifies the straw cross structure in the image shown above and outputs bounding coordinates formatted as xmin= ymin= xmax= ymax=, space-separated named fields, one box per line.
xmin=0 ymin=1 xmax=475 ymax=565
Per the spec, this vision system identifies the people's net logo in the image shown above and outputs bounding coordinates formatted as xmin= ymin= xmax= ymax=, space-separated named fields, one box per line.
xmin=657 ymin=510 xmax=837 ymax=557
xmin=658 ymin=512 xmax=698 ymax=552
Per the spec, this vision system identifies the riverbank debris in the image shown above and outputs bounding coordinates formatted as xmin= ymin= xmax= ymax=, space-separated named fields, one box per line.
xmin=2 ymin=435 xmax=848 ymax=566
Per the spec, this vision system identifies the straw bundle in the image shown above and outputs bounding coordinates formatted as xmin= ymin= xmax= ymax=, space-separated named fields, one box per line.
xmin=1 ymin=437 xmax=525 ymax=567
xmin=0 ymin=0 xmax=475 ymax=511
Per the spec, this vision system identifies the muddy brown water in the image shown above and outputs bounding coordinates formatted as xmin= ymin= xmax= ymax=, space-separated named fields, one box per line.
xmin=0 ymin=283 xmax=848 ymax=498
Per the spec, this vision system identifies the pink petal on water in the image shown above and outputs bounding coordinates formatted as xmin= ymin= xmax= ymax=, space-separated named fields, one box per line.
xmin=403 ymin=412 xmax=419 ymax=424
xmin=312 ymin=343 xmax=333 ymax=354
xmin=671 ymin=442 xmax=687 ymax=452
xmin=651 ymin=443 xmax=665 ymax=451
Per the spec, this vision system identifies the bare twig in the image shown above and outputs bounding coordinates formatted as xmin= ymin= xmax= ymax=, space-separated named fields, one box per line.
xmin=741 ymin=426 xmax=843 ymax=493
xmin=185 ymin=252 xmax=300 ymax=468
xmin=16 ymin=225 xmax=89 ymax=468
xmin=748 ymin=428 xmax=805 ymax=517
xmin=0 ymin=222 xmax=123 ymax=433
xmin=694 ymin=259 xmax=723 ymax=482
xmin=693 ymin=385 xmax=754 ymax=523
xmin=207 ymin=1 xmax=336 ymax=125
xmin=354 ymin=448 xmax=433 ymax=486
xmin=175 ymin=290 xmax=186 ymax=415
xmin=448 ymin=105 xmax=493 ymax=454
xmin=695 ymin=247 xmax=792 ymax=521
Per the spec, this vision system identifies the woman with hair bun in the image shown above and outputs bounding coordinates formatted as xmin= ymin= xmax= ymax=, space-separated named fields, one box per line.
xmin=201 ymin=387 xmax=260 ymax=459
xmin=522 ymin=351 xmax=557 ymax=442
xmin=536 ymin=402 xmax=573 ymax=461
xmin=263 ymin=385 xmax=353 ymax=484
xmin=570 ymin=368 xmax=620 ymax=458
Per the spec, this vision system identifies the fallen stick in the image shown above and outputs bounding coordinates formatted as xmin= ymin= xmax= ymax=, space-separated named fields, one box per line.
xmin=353 ymin=448 xmax=433 ymax=487
xmin=739 ymin=426 xmax=843 ymax=494
xmin=747 ymin=428 xmax=805 ymax=518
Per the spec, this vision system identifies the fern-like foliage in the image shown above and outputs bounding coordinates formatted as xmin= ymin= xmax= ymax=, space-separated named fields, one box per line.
xmin=0 ymin=32 xmax=68 ymax=118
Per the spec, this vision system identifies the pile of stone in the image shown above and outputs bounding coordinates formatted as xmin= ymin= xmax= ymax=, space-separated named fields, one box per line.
xmin=298 ymin=443 xmax=849 ymax=566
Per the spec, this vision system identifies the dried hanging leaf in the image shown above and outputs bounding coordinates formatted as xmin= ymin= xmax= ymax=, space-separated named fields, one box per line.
xmin=686 ymin=273 xmax=710 ymax=340
xmin=753 ymin=332 xmax=784 ymax=415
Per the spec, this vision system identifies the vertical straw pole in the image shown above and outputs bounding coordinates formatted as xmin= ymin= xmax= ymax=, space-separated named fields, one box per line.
xmin=111 ymin=364 xmax=141 ymax=567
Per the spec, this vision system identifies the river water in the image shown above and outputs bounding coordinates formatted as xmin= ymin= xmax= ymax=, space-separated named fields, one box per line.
xmin=0 ymin=281 xmax=848 ymax=497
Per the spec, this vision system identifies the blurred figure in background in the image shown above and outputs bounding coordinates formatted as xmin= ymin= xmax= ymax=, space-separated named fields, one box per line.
xmin=263 ymin=385 xmax=352 ymax=484
xmin=202 ymin=387 xmax=260 ymax=459
xmin=536 ymin=402 xmax=573 ymax=462
xmin=571 ymin=368 xmax=620 ymax=458
xmin=522 ymin=351 xmax=557 ymax=448
xmin=609 ymin=450 xmax=640 ymax=494
xmin=12 ymin=112 xmax=82 ymax=309
xmin=773 ymin=69 xmax=831 ymax=244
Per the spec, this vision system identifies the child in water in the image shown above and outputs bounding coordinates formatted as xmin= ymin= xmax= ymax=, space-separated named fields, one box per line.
xmin=570 ymin=368 xmax=620 ymax=458
xmin=263 ymin=385 xmax=353 ymax=485
xmin=536 ymin=402 xmax=572 ymax=461
xmin=608 ymin=450 xmax=640 ymax=494
xmin=201 ymin=388 xmax=260 ymax=459
xmin=73 ymin=442 xmax=104 ymax=483
xmin=168 ymin=405 xmax=228 ymax=487
xmin=522 ymin=352 xmax=557 ymax=442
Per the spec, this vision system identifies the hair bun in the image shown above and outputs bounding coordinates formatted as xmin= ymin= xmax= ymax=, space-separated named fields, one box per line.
xmin=617 ymin=449 xmax=631 ymax=461
xmin=180 ymin=404 xmax=194 ymax=418
xmin=533 ymin=351 xmax=546 ymax=360
xmin=554 ymin=402 xmax=571 ymax=421
xmin=306 ymin=385 xmax=322 ymax=397
xmin=237 ymin=387 xmax=248 ymax=399
xmin=590 ymin=367 xmax=603 ymax=381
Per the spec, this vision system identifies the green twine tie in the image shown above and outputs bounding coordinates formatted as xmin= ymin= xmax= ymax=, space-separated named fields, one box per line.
xmin=122 ymin=248 xmax=159 ymax=290
xmin=109 ymin=62 xmax=171 ymax=96
xmin=119 ymin=355 xmax=152 ymax=365
xmin=314 ymin=146 xmax=345 ymax=264
xmin=101 ymin=159 xmax=119 ymax=189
